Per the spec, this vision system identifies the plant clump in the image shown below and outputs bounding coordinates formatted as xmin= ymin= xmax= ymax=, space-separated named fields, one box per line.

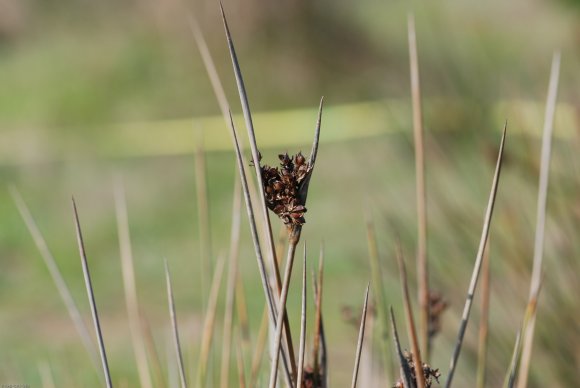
xmin=393 ymin=351 xmax=441 ymax=388
xmin=428 ymin=290 xmax=448 ymax=339
xmin=301 ymin=365 xmax=324 ymax=388
xmin=259 ymin=151 xmax=313 ymax=227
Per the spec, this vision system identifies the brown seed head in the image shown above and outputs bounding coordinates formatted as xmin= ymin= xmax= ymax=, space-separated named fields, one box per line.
xmin=258 ymin=151 xmax=313 ymax=227
xmin=393 ymin=351 xmax=441 ymax=388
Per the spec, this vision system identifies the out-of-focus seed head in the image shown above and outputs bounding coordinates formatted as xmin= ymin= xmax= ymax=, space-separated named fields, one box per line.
xmin=428 ymin=290 xmax=448 ymax=340
xmin=393 ymin=351 xmax=441 ymax=388
xmin=341 ymin=303 xmax=376 ymax=329
xmin=302 ymin=365 xmax=324 ymax=388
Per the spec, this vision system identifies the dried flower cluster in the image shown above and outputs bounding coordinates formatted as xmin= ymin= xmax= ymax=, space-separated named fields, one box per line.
xmin=260 ymin=152 xmax=312 ymax=227
xmin=341 ymin=303 xmax=377 ymax=328
xmin=428 ymin=290 xmax=448 ymax=339
xmin=393 ymin=351 xmax=441 ymax=388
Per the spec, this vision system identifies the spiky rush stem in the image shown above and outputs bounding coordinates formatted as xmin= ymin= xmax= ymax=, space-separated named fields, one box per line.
xmin=268 ymin=227 xmax=301 ymax=388
xmin=220 ymin=6 xmax=297 ymax=377
xmin=517 ymin=51 xmax=561 ymax=388
xmin=164 ymin=260 xmax=187 ymax=388
xmin=114 ymin=179 xmax=153 ymax=388
xmin=408 ymin=13 xmax=430 ymax=359
xmin=297 ymin=246 xmax=308 ymax=388
xmin=11 ymin=188 xmax=100 ymax=375
xmin=72 ymin=198 xmax=113 ymax=388
xmin=445 ymin=126 xmax=506 ymax=387
xmin=351 ymin=284 xmax=370 ymax=388
xmin=395 ymin=241 xmax=426 ymax=388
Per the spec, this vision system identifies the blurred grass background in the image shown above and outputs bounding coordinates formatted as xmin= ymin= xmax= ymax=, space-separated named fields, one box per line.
xmin=1 ymin=0 xmax=579 ymax=386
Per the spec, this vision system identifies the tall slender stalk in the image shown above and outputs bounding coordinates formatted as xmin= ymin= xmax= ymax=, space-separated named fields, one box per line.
xmin=297 ymin=245 xmax=308 ymax=388
xmin=141 ymin=313 xmax=167 ymax=388
xmin=517 ymin=51 xmax=561 ymax=388
xmin=71 ymin=198 xmax=113 ymax=388
xmin=188 ymin=14 xmax=232 ymax=128
xmin=235 ymin=272 xmax=250 ymax=346
xmin=113 ymin=178 xmax=153 ymax=388
xmin=164 ymin=260 xmax=187 ymax=388
xmin=235 ymin=331 xmax=247 ymax=388
xmin=445 ymin=125 xmax=506 ymax=387
xmin=227 ymin=112 xmax=293 ymax=385
xmin=219 ymin=0 xmax=281 ymax=303
xmin=365 ymin=217 xmax=393 ymax=381
xmin=194 ymin=143 xmax=212 ymax=310
xmin=311 ymin=266 xmax=328 ymax=388
xmin=407 ymin=13 xmax=430 ymax=359
xmin=220 ymin=178 xmax=242 ymax=388
xmin=503 ymin=331 xmax=522 ymax=388
xmin=268 ymin=230 xmax=301 ymax=388
xmin=250 ymin=306 xmax=269 ymax=386
xmin=390 ymin=308 xmax=414 ymax=388
xmin=197 ymin=255 xmax=226 ymax=387
xmin=476 ymin=238 xmax=491 ymax=388
xmin=395 ymin=241 xmax=426 ymax=388
xmin=220 ymin=5 xmax=298 ymax=377
xmin=312 ymin=244 xmax=324 ymax=376
xmin=511 ymin=280 xmax=542 ymax=385
xmin=38 ymin=361 xmax=56 ymax=388
xmin=351 ymin=284 xmax=370 ymax=388
xmin=10 ymin=188 xmax=100 ymax=374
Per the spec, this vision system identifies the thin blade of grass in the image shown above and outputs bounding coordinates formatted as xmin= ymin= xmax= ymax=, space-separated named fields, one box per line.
xmin=268 ymin=236 xmax=300 ymax=388
xmin=365 ymin=217 xmax=393 ymax=381
xmin=311 ymin=269 xmax=329 ymax=387
xmin=407 ymin=14 xmax=430 ymax=359
xmin=227 ymin=111 xmax=293 ymax=384
xmin=219 ymin=177 xmax=242 ymax=388
xmin=194 ymin=142 xmax=212 ymax=309
xmin=141 ymin=313 xmax=167 ymax=388
xmin=164 ymin=260 xmax=188 ymax=388
xmin=71 ymin=198 xmax=113 ymax=388
xmin=250 ymin=305 xmax=269 ymax=387
xmin=113 ymin=177 xmax=153 ymax=388
xmin=503 ymin=330 xmax=522 ymax=388
xmin=361 ymin=309 xmax=375 ymax=386
xmin=313 ymin=247 xmax=329 ymax=387
xmin=235 ymin=272 xmax=250 ymax=346
xmin=235 ymin=331 xmax=247 ymax=388
xmin=220 ymin=5 xmax=297 ymax=377
xmin=395 ymin=240 xmax=426 ymax=388
xmin=165 ymin=329 xmax=178 ymax=388
xmin=514 ymin=279 xmax=543 ymax=388
xmin=476 ymin=237 xmax=491 ymax=388
xmin=38 ymin=361 xmax=56 ymax=388
xmin=10 ymin=187 xmax=100 ymax=373
xmin=309 ymin=97 xmax=323 ymax=167
xmin=517 ymin=51 xmax=561 ymax=388
xmin=196 ymin=254 xmax=226 ymax=387
xmin=351 ymin=283 xmax=371 ymax=388
xmin=296 ymin=244 xmax=308 ymax=388
xmin=192 ymin=14 xmax=293 ymax=382
xmin=312 ymin=244 xmax=324 ymax=376
xmin=390 ymin=307 xmax=415 ymax=388
xmin=299 ymin=96 xmax=324 ymax=204
xmin=188 ymin=14 xmax=231 ymax=126
xmin=188 ymin=12 xmax=264 ymax=242
xmin=445 ymin=125 xmax=507 ymax=387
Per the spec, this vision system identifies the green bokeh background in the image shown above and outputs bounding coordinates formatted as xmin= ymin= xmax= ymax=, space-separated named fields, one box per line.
xmin=1 ymin=0 xmax=579 ymax=386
